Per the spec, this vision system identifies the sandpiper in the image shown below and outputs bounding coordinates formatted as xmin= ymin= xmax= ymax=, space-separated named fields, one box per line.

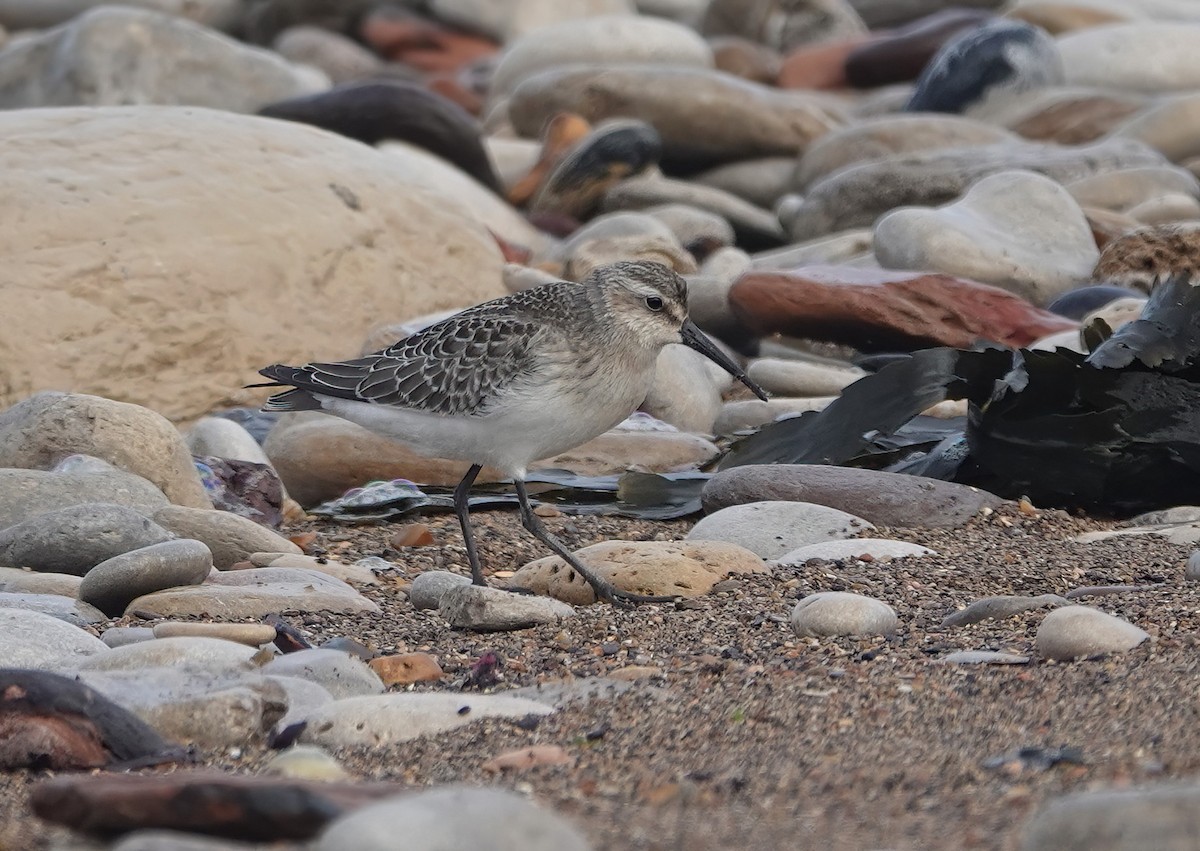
xmin=251 ymin=260 xmax=768 ymax=604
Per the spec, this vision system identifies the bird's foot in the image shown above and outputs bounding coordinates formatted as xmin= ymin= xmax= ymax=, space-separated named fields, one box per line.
xmin=590 ymin=580 xmax=677 ymax=608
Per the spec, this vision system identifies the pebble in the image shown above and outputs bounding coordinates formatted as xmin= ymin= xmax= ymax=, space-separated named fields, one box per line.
xmin=185 ymin=415 xmax=276 ymax=467
xmin=297 ymin=693 xmax=556 ymax=748
xmin=0 ymin=607 xmax=109 ymax=669
xmin=0 ymin=592 xmax=106 ymax=627
xmin=775 ymin=538 xmax=936 ymax=564
xmin=744 ymin=359 xmax=865 ymax=397
xmin=409 ymin=570 xmax=473 ymax=610
xmin=368 ymin=652 xmax=445 ymax=686
xmin=261 ymin=649 xmax=386 ymax=699
xmin=79 ymin=539 xmax=214 ymax=618
xmin=439 ymin=584 xmax=578 ymax=630
xmin=874 ymin=170 xmax=1098 ymax=305
xmin=790 ymin=591 xmax=899 ymax=638
xmin=249 ymin=552 xmax=379 ymax=585
xmin=261 ymin=745 xmax=350 ymax=782
xmin=78 ymin=636 xmax=259 ymax=673
xmin=0 ymin=391 xmax=211 ymax=509
xmin=1058 ymin=22 xmax=1200 ymax=93
xmin=1035 ymin=605 xmax=1150 ymax=661
xmin=693 ymin=157 xmax=795 ymax=209
xmin=936 ymin=651 xmax=1031 ymax=665
xmin=685 ymin=500 xmax=874 ymax=560
xmin=906 ymin=19 xmax=1063 ymax=114
xmin=126 ymin=567 xmax=381 ymax=619
xmin=702 ymin=464 xmax=1004 ymax=528
xmin=0 ymin=502 xmax=174 ymax=576
xmin=272 ymin=25 xmax=384 ymax=85
xmin=1021 ymin=782 xmax=1200 ymax=850
xmin=511 ymin=540 xmax=767 ymax=605
xmin=152 ymin=505 xmax=300 ymax=569
xmin=0 ymin=567 xmax=82 ymax=597
xmin=152 ymin=622 xmax=278 ymax=646
xmin=941 ymin=594 xmax=1068 ymax=628
xmin=315 ymin=785 xmax=591 ymax=851
xmin=100 ymin=626 xmax=157 ymax=648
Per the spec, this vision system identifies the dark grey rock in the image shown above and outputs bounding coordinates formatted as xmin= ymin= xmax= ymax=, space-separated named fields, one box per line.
xmin=702 ymin=464 xmax=1004 ymax=528
xmin=79 ymin=539 xmax=214 ymax=617
xmin=1022 ymin=783 xmax=1200 ymax=851
xmin=0 ymin=467 xmax=169 ymax=530
xmin=906 ymin=20 xmax=1063 ymax=115
xmin=0 ymin=502 xmax=173 ymax=576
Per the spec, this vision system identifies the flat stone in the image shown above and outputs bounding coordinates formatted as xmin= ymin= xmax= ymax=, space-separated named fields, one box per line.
xmin=80 ymin=539 xmax=214 ymax=618
xmin=1005 ymin=87 xmax=1146 ymax=145
xmin=874 ymin=170 xmax=1098 ymax=305
xmin=703 ymin=464 xmax=1004 ymax=528
xmin=408 ymin=571 xmax=472 ymax=610
xmin=0 ymin=592 xmax=106 ymax=627
xmin=101 ymin=627 xmax=157 ymax=648
xmin=713 ymin=397 xmax=837 ymax=434
xmin=542 ymin=428 xmax=720 ymax=477
xmin=789 ymin=137 xmax=1164 ymax=240
xmin=1113 ymin=92 xmax=1200 ymax=165
xmin=686 ymin=500 xmax=874 ymax=560
xmin=511 ymin=540 xmax=767 ymax=605
xmin=297 ymin=693 xmax=556 ymax=748
xmin=941 ymin=594 xmax=1068 ymax=628
xmin=790 ymin=591 xmax=899 ymax=637
xmin=508 ymin=65 xmax=844 ymax=172
xmin=776 ymin=538 xmax=936 ymax=564
xmin=152 ymin=622 xmax=277 ymax=646
xmin=936 ymin=651 xmax=1030 ymax=665
xmin=0 ymin=567 xmax=82 ymax=596
xmin=1058 ymin=22 xmax=1200 ymax=93
xmin=314 ymin=785 xmax=591 ymax=851
xmin=368 ymin=652 xmax=444 ymax=686
xmin=1066 ymin=166 xmax=1200 ymax=213
xmin=248 ymin=552 xmax=379 ymax=585
xmin=0 ymin=467 xmax=169 ymax=531
xmin=126 ymin=567 xmax=381 ymax=618
xmin=0 ymin=502 xmax=173 ymax=576
xmin=77 ymin=636 xmax=258 ymax=673
xmin=1077 ymin=523 xmax=1200 ymax=547
xmin=729 ymin=266 xmax=1078 ymax=351
xmin=1035 ymin=605 xmax=1150 ymax=661
xmin=0 ymin=607 xmax=109 ymax=669
xmin=1022 ymin=782 xmax=1200 ymax=850
xmin=152 ymin=505 xmax=299 ymax=570
xmin=261 ymin=649 xmax=385 ymax=699
xmin=439 ymin=585 xmax=578 ymax=630
xmin=745 ymin=359 xmax=865 ymax=397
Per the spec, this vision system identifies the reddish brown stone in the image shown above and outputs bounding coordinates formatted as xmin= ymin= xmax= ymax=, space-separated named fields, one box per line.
xmin=778 ymin=37 xmax=869 ymax=90
xmin=426 ymin=73 xmax=484 ymax=116
xmin=507 ymin=112 xmax=592 ymax=207
xmin=728 ymin=266 xmax=1079 ymax=351
xmin=709 ymin=36 xmax=781 ymax=84
xmin=368 ymin=652 xmax=443 ymax=685
xmin=846 ymin=9 xmax=994 ymax=89
xmin=1009 ymin=95 xmax=1145 ymax=146
xmin=30 ymin=771 xmax=408 ymax=840
xmin=389 ymin=522 xmax=435 ymax=549
xmin=360 ymin=9 xmax=498 ymax=73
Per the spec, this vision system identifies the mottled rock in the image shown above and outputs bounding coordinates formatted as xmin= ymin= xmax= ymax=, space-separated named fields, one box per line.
xmin=0 ymin=392 xmax=210 ymax=508
xmin=512 ymin=540 xmax=767 ymax=605
xmin=776 ymin=538 xmax=935 ymax=564
xmin=0 ymin=6 xmax=326 ymax=111
xmin=686 ymin=500 xmax=873 ymax=559
xmin=152 ymin=505 xmax=299 ymax=570
xmin=906 ymin=19 xmax=1063 ymax=114
xmin=0 ymin=608 xmax=109 ymax=669
xmin=703 ymin=464 xmax=1004 ymax=527
xmin=1035 ymin=605 xmax=1150 ymax=660
xmin=315 ymin=785 xmax=591 ymax=851
xmin=439 ymin=585 xmax=577 ymax=630
xmin=1058 ymin=22 xmax=1200 ymax=93
xmin=790 ymin=591 xmax=898 ymax=637
xmin=729 ymin=267 xmax=1078 ymax=351
xmin=261 ymin=649 xmax=385 ymax=699
xmin=1093 ymin=223 xmax=1200 ymax=292
xmin=846 ymin=8 xmax=994 ymax=88
xmin=79 ymin=540 xmax=213 ymax=618
xmin=408 ymin=571 xmax=473 ymax=610
xmin=788 ymin=137 xmax=1163 ymax=239
xmin=491 ymin=15 xmax=711 ymax=98
xmin=508 ymin=66 xmax=844 ymax=171
xmin=874 ymin=170 xmax=1099 ymax=305
xmin=0 ymin=503 xmax=172 ymax=576
xmin=126 ymin=567 xmax=381 ymax=619
xmin=298 ymin=693 xmax=555 ymax=748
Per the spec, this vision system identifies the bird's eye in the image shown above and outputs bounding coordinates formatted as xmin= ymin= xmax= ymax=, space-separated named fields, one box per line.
xmin=645 ymin=296 xmax=664 ymax=311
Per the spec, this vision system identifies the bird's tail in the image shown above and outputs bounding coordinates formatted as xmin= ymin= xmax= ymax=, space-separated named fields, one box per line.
xmin=245 ymin=365 xmax=324 ymax=412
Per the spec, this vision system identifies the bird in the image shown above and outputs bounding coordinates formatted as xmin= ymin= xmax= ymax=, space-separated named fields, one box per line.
xmin=250 ymin=260 xmax=769 ymax=604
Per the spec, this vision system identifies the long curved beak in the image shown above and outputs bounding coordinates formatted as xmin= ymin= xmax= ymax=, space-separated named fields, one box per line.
xmin=680 ymin=320 xmax=769 ymax=402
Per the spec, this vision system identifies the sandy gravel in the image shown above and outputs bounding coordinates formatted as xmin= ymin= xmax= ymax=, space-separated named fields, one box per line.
xmin=3 ymin=502 xmax=1199 ymax=851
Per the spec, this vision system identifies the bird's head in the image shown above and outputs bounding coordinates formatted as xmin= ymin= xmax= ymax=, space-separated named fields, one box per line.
xmin=590 ymin=260 xmax=769 ymax=401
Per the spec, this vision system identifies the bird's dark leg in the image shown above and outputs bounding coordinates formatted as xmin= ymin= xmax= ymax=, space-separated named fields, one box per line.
xmin=453 ymin=464 xmax=486 ymax=586
xmin=512 ymin=478 xmax=676 ymax=606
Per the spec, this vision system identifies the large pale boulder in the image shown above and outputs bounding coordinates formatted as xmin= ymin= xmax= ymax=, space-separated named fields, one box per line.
xmin=0 ymin=106 xmax=507 ymax=422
